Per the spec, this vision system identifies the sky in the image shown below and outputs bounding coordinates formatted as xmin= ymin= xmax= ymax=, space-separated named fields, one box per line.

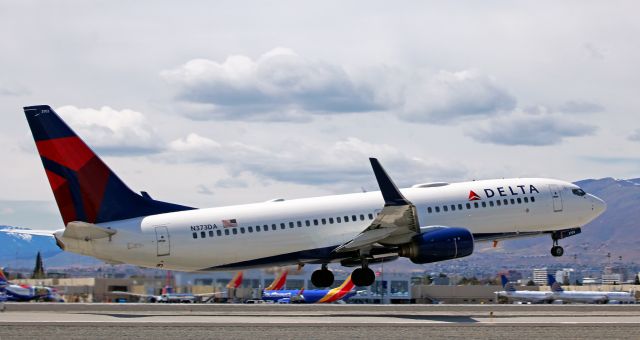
xmin=0 ymin=1 xmax=638 ymax=229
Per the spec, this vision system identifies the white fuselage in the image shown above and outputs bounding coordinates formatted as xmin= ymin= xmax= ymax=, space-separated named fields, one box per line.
xmin=497 ymin=290 xmax=553 ymax=304
xmin=552 ymin=290 xmax=636 ymax=304
xmin=55 ymin=178 xmax=606 ymax=271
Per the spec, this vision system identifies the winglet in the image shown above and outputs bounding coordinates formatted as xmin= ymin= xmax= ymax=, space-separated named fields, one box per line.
xmin=369 ymin=158 xmax=410 ymax=206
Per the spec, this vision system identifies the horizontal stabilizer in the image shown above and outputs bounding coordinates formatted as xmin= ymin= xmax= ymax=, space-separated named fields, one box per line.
xmin=63 ymin=221 xmax=117 ymax=241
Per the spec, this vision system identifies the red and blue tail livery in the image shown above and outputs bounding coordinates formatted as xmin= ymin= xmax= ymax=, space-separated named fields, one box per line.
xmin=24 ymin=105 xmax=194 ymax=226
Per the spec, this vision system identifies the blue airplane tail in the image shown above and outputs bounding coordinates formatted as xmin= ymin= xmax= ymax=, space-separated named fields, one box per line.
xmin=547 ymin=274 xmax=563 ymax=292
xmin=500 ymin=275 xmax=516 ymax=292
xmin=23 ymin=105 xmax=195 ymax=225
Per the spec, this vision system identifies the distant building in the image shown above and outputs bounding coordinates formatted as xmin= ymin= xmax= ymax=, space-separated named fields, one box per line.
xmin=602 ymin=273 xmax=623 ymax=285
xmin=532 ymin=268 xmax=549 ymax=286
xmin=555 ymin=268 xmax=581 ymax=285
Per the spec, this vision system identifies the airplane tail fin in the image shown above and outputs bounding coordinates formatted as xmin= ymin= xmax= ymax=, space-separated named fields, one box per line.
xmin=24 ymin=105 xmax=194 ymax=225
xmin=500 ymin=275 xmax=516 ymax=292
xmin=265 ymin=269 xmax=288 ymax=290
xmin=226 ymin=271 xmax=244 ymax=289
xmin=547 ymin=274 xmax=563 ymax=292
xmin=0 ymin=268 xmax=7 ymax=285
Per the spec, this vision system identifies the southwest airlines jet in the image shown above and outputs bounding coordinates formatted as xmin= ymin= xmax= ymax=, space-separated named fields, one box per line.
xmin=262 ymin=272 xmax=357 ymax=303
xmin=11 ymin=105 xmax=606 ymax=288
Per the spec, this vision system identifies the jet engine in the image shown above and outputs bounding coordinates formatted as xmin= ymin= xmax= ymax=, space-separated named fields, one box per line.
xmin=398 ymin=227 xmax=474 ymax=264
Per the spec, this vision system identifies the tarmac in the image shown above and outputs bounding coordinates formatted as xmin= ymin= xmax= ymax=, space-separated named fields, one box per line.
xmin=1 ymin=303 xmax=640 ymax=339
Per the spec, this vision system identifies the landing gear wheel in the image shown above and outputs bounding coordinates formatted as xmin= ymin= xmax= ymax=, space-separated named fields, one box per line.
xmin=352 ymin=267 xmax=376 ymax=287
xmin=551 ymin=245 xmax=564 ymax=257
xmin=311 ymin=267 xmax=334 ymax=287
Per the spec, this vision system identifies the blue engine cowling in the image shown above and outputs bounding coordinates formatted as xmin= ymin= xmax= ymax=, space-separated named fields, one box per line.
xmin=398 ymin=227 xmax=474 ymax=264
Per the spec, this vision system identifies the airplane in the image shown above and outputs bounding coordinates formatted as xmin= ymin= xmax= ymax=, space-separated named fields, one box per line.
xmin=547 ymin=274 xmax=635 ymax=304
xmin=6 ymin=105 xmax=607 ymax=288
xmin=261 ymin=274 xmax=357 ymax=304
xmin=0 ymin=268 xmax=63 ymax=302
xmin=495 ymin=275 xmax=553 ymax=304
xmin=110 ymin=270 xmax=232 ymax=303
xmin=264 ymin=270 xmax=288 ymax=291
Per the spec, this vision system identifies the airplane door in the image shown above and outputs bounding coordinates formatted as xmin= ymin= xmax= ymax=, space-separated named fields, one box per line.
xmin=549 ymin=185 xmax=563 ymax=212
xmin=155 ymin=226 xmax=170 ymax=256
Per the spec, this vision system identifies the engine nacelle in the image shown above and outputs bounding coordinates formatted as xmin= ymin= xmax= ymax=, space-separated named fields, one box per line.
xmin=398 ymin=227 xmax=474 ymax=264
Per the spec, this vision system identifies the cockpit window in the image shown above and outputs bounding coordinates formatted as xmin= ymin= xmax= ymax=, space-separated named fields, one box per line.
xmin=572 ymin=188 xmax=586 ymax=196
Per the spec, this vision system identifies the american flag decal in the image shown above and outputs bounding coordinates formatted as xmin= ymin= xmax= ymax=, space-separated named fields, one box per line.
xmin=222 ymin=219 xmax=238 ymax=228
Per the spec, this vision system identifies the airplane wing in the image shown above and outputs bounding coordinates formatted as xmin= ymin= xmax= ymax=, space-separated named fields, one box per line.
xmin=333 ymin=158 xmax=419 ymax=253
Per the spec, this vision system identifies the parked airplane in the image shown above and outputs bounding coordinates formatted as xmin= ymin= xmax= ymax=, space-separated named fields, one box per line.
xmin=495 ymin=275 xmax=553 ymax=304
xmin=261 ymin=274 xmax=357 ymax=304
xmin=548 ymin=274 xmax=635 ymax=304
xmin=264 ymin=270 xmax=288 ymax=291
xmin=111 ymin=270 xmax=228 ymax=303
xmin=9 ymin=105 xmax=607 ymax=287
xmin=0 ymin=268 xmax=63 ymax=302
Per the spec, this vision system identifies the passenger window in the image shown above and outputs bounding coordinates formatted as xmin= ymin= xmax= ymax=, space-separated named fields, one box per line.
xmin=297 ymin=221 xmax=302 ymax=227
xmin=458 ymin=204 xmax=463 ymax=210
xmin=272 ymin=224 xmax=277 ymax=231
xmin=360 ymin=214 xmax=365 ymax=221
xmin=225 ymin=229 xmax=230 ymax=235
xmin=314 ymin=219 xmax=319 ymax=226
xmin=249 ymin=226 xmax=254 ymax=233
xmin=322 ymin=218 xmax=326 ymax=225
xmin=497 ymin=200 xmax=501 ymax=206
xmin=503 ymin=199 xmax=508 ymax=205
xmin=368 ymin=213 xmax=374 ymax=220
xmin=232 ymin=229 xmax=238 ymax=235
xmin=451 ymin=205 xmax=456 ymax=211
xmin=481 ymin=202 xmax=486 ymax=208
xmin=489 ymin=201 xmax=494 ymax=207
xmin=256 ymin=226 xmax=261 ymax=232
xmin=217 ymin=230 xmax=222 ymax=236
xmin=352 ymin=215 xmax=357 ymax=221
xmin=428 ymin=207 xmax=433 ymax=213
xmin=435 ymin=206 xmax=440 ymax=213
xmin=337 ymin=217 xmax=342 ymax=223
xmin=306 ymin=220 xmax=311 ymax=226
xmin=531 ymin=196 xmax=536 ymax=202
xmin=443 ymin=206 xmax=448 ymax=212
xmin=474 ymin=202 xmax=479 ymax=208
xmin=209 ymin=230 xmax=214 ymax=237
xmin=510 ymin=198 xmax=515 ymax=204
xmin=329 ymin=217 xmax=334 ymax=224
xmin=466 ymin=203 xmax=471 ymax=209
xmin=192 ymin=232 xmax=197 ymax=239
xmin=201 ymin=231 xmax=206 ymax=238
xmin=287 ymin=222 xmax=293 ymax=228
xmin=344 ymin=216 xmax=349 ymax=222
xmin=240 ymin=228 xmax=245 ymax=234
xmin=280 ymin=223 xmax=286 ymax=229
xmin=517 ymin=198 xmax=522 ymax=204
xmin=524 ymin=197 xmax=529 ymax=203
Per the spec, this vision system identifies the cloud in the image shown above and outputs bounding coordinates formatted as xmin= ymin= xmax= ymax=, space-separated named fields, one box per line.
xmin=391 ymin=70 xmax=516 ymax=123
xmin=56 ymin=106 xmax=163 ymax=155
xmin=162 ymin=48 xmax=380 ymax=121
xmin=196 ymin=185 xmax=214 ymax=195
xmin=0 ymin=82 xmax=29 ymax=96
xmin=558 ymin=100 xmax=604 ymax=114
xmin=163 ymin=49 xmax=515 ymax=124
xmin=583 ymin=42 xmax=605 ymax=60
xmin=162 ymin=134 xmax=466 ymax=187
xmin=467 ymin=111 xmax=597 ymax=146
xmin=629 ymin=130 xmax=640 ymax=142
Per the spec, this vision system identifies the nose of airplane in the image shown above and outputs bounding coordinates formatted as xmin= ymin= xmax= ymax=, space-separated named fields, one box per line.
xmin=588 ymin=194 xmax=607 ymax=216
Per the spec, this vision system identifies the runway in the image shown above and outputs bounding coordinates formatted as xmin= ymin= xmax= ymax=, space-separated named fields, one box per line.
xmin=2 ymin=304 xmax=640 ymax=339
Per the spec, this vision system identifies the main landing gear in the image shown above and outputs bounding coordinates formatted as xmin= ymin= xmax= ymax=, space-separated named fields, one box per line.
xmin=311 ymin=264 xmax=334 ymax=287
xmin=351 ymin=265 xmax=375 ymax=287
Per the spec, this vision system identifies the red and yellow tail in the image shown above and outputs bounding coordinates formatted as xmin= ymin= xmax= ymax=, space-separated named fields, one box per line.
xmin=317 ymin=275 xmax=355 ymax=303
xmin=265 ymin=270 xmax=288 ymax=290
xmin=226 ymin=271 xmax=244 ymax=289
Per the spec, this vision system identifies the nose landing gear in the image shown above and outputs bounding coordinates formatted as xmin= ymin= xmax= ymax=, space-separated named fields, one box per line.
xmin=551 ymin=239 xmax=564 ymax=257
